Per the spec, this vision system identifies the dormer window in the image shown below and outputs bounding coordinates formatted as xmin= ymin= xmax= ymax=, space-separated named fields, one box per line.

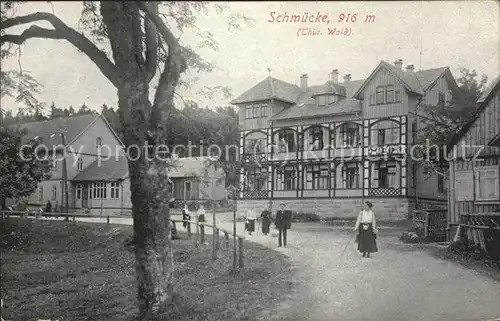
xmin=315 ymin=95 xmax=337 ymax=106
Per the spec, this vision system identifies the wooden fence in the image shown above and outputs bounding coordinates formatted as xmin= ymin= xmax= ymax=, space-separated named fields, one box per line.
xmin=459 ymin=212 xmax=500 ymax=257
xmin=412 ymin=209 xmax=447 ymax=242
xmin=1 ymin=210 xmax=246 ymax=271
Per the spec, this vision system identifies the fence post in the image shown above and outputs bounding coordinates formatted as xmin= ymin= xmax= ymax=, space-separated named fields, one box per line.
xmin=233 ymin=203 xmax=237 ymax=271
xmin=224 ymin=231 xmax=229 ymax=249
xmin=72 ymin=215 xmax=75 ymax=222
xmin=215 ymin=228 xmax=220 ymax=252
xmin=106 ymin=216 xmax=110 ymax=225
xmin=238 ymin=237 xmax=244 ymax=269
xmin=212 ymin=202 xmax=217 ymax=261
xmin=424 ymin=212 xmax=429 ymax=240
xmin=195 ymin=221 xmax=200 ymax=248
xmin=200 ymin=223 xmax=205 ymax=244
xmin=212 ymin=228 xmax=219 ymax=262
xmin=187 ymin=222 xmax=192 ymax=240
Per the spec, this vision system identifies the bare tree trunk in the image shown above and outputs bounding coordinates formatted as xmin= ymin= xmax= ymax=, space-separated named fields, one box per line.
xmin=118 ymin=83 xmax=173 ymax=319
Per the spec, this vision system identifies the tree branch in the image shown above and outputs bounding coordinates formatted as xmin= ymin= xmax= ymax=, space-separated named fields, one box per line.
xmin=144 ymin=2 xmax=158 ymax=83
xmin=1 ymin=12 xmax=120 ymax=88
xmin=136 ymin=2 xmax=187 ymax=133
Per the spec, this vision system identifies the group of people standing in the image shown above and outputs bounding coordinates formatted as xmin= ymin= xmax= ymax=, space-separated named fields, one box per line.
xmin=180 ymin=200 xmax=378 ymax=256
xmin=244 ymin=202 xmax=292 ymax=248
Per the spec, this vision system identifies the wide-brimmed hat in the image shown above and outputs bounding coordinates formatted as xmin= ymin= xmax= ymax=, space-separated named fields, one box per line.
xmin=279 ymin=202 xmax=286 ymax=206
xmin=365 ymin=201 xmax=373 ymax=208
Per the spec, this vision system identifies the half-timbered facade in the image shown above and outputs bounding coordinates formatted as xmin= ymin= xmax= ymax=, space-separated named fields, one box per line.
xmin=447 ymin=75 xmax=500 ymax=250
xmin=232 ymin=60 xmax=457 ymax=220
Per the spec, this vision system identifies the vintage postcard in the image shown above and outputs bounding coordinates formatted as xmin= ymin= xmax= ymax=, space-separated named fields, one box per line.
xmin=1 ymin=1 xmax=499 ymax=321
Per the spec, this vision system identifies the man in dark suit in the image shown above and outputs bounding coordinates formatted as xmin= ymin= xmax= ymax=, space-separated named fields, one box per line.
xmin=275 ymin=202 xmax=292 ymax=247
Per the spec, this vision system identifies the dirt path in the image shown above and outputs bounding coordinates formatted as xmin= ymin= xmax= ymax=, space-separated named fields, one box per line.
xmin=55 ymin=215 xmax=500 ymax=320
xmin=227 ymin=223 xmax=500 ymax=321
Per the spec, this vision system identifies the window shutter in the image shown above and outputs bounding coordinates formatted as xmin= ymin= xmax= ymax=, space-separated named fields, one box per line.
xmin=475 ymin=166 xmax=500 ymax=201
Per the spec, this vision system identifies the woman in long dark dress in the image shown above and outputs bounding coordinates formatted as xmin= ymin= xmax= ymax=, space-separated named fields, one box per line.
xmin=182 ymin=204 xmax=190 ymax=229
xmin=354 ymin=201 xmax=378 ymax=258
xmin=260 ymin=210 xmax=273 ymax=236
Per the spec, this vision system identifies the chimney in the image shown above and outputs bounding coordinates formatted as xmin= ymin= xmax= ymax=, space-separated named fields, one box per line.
xmin=394 ymin=59 xmax=403 ymax=70
xmin=406 ymin=64 xmax=415 ymax=72
xmin=344 ymin=74 xmax=351 ymax=82
xmin=330 ymin=69 xmax=339 ymax=84
xmin=300 ymin=74 xmax=308 ymax=91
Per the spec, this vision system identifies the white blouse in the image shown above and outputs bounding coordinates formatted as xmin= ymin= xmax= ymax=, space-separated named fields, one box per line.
xmin=354 ymin=209 xmax=376 ymax=230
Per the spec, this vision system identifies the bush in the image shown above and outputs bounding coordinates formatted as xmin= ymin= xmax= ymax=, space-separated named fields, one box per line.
xmin=292 ymin=212 xmax=320 ymax=223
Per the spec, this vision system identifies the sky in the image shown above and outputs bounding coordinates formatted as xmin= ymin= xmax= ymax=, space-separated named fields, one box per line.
xmin=1 ymin=1 xmax=499 ymax=115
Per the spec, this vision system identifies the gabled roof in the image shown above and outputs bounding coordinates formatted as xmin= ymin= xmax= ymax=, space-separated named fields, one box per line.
xmin=72 ymin=157 xmax=129 ymax=181
xmin=10 ymin=113 xmax=125 ymax=150
xmin=414 ymin=67 xmax=448 ymax=90
xmin=272 ymin=99 xmax=362 ymax=120
xmin=232 ymin=62 xmax=449 ymax=121
xmin=353 ymin=61 xmax=424 ymax=98
xmin=448 ymin=74 xmax=500 ymax=149
xmin=230 ymin=77 xmax=302 ymax=104
xmin=12 ymin=113 xmax=99 ymax=146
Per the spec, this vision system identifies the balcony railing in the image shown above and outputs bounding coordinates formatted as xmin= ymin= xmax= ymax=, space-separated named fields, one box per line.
xmin=368 ymin=187 xmax=402 ymax=197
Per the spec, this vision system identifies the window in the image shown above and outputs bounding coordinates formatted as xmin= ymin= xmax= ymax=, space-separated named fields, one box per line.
xmin=277 ymin=129 xmax=296 ymax=152
xmin=412 ymin=121 xmax=417 ymax=143
xmin=438 ymin=92 xmax=445 ymax=108
xmin=245 ymin=106 xmax=252 ymax=119
xmin=185 ymin=181 xmax=192 ymax=200
xmin=305 ymin=164 xmax=329 ymax=189
xmin=252 ymin=104 xmax=260 ymax=118
xmin=245 ymin=167 xmax=267 ymax=191
xmin=245 ymin=138 xmax=265 ymax=154
xmin=395 ymin=90 xmax=401 ymax=103
xmin=474 ymin=166 xmax=499 ymax=202
xmin=261 ymin=103 xmax=269 ymax=117
xmin=77 ymin=158 xmax=83 ymax=171
xmin=370 ymin=94 xmax=375 ymax=105
xmin=372 ymin=161 xmax=399 ymax=188
xmin=377 ymin=129 xmax=386 ymax=145
xmin=92 ymin=182 xmax=107 ymax=199
xmin=385 ymin=85 xmax=394 ymax=103
xmin=276 ymin=165 xmax=296 ymax=190
xmin=370 ymin=120 xmax=400 ymax=145
xmin=110 ymin=182 xmax=120 ymax=198
xmin=76 ymin=184 xmax=82 ymax=200
xmin=96 ymin=137 xmax=102 ymax=148
xmin=342 ymin=162 xmax=360 ymax=189
xmin=308 ymin=126 xmax=324 ymax=150
xmin=38 ymin=186 xmax=44 ymax=201
xmin=411 ymin=166 xmax=416 ymax=188
xmin=317 ymin=95 xmax=327 ymax=106
xmin=437 ymin=175 xmax=444 ymax=193
xmin=327 ymin=95 xmax=336 ymax=104
xmin=375 ymin=86 xmax=385 ymax=104
xmin=338 ymin=123 xmax=361 ymax=147
xmin=52 ymin=185 xmax=57 ymax=200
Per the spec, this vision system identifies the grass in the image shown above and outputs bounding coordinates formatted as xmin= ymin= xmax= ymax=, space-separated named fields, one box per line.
xmin=0 ymin=218 xmax=292 ymax=321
